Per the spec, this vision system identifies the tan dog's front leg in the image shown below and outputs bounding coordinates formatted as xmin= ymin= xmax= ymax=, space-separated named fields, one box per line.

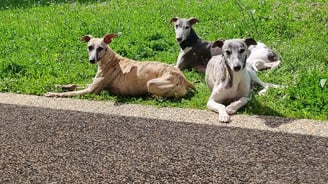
xmin=45 ymin=78 xmax=105 ymax=97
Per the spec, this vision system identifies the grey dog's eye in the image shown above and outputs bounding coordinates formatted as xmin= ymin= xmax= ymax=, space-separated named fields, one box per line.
xmin=97 ymin=47 xmax=103 ymax=52
xmin=185 ymin=26 xmax=189 ymax=29
xmin=225 ymin=50 xmax=231 ymax=55
xmin=88 ymin=46 xmax=94 ymax=51
xmin=239 ymin=48 xmax=245 ymax=53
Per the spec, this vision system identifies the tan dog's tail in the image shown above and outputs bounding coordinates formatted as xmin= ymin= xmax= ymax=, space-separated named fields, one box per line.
xmin=184 ymin=79 xmax=196 ymax=91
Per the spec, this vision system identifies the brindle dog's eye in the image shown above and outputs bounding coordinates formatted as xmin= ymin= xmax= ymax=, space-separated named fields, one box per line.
xmin=88 ymin=46 xmax=94 ymax=51
xmin=97 ymin=47 xmax=103 ymax=52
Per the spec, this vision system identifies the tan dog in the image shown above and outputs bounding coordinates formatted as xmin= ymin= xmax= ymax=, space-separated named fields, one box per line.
xmin=45 ymin=33 xmax=195 ymax=98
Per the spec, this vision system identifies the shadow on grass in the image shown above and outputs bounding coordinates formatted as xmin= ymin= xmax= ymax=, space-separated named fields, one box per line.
xmin=246 ymin=96 xmax=293 ymax=128
xmin=112 ymin=90 xmax=196 ymax=107
xmin=1 ymin=0 xmax=106 ymax=10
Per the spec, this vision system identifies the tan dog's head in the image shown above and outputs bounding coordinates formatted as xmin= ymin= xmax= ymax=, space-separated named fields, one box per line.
xmin=212 ymin=38 xmax=257 ymax=72
xmin=81 ymin=33 xmax=117 ymax=64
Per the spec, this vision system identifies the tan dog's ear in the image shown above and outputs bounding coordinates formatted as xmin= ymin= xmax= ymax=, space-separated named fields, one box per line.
xmin=212 ymin=39 xmax=225 ymax=48
xmin=103 ymin=33 xmax=117 ymax=44
xmin=188 ymin=17 xmax=199 ymax=25
xmin=81 ymin=35 xmax=93 ymax=42
xmin=245 ymin=38 xmax=257 ymax=47
xmin=170 ymin=17 xmax=178 ymax=23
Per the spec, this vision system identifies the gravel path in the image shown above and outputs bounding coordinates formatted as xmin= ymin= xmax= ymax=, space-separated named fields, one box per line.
xmin=0 ymin=93 xmax=327 ymax=183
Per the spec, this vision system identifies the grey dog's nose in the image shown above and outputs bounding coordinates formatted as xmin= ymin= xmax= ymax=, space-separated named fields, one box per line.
xmin=233 ymin=65 xmax=241 ymax=71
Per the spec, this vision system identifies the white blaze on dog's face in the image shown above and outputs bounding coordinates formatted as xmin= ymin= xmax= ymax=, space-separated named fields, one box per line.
xmin=81 ymin=34 xmax=117 ymax=64
xmin=213 ymin=38 xmax=257 ymax=72
xmin=170 ymin=17 xmax=199 ymax=43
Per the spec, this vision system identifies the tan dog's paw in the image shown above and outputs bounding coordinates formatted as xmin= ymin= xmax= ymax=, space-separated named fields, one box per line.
xmin=44 ymin=92 xmax=59 ymax=97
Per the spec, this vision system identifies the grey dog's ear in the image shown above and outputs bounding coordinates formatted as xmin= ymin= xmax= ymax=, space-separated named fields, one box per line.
xmin=81 ymin=35 xmax=93 ymax=42
xmin=188 ymin=17 xmax=199 ymax=25
xmin=170 ymin=17 xmax=178 ymax=23
xmin=245 ymin=38 xmax=257 ymax=47
xmin=212 ymin=39 xmax=225 ymax=48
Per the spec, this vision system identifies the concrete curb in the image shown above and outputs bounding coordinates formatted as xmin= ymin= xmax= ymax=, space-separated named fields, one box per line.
xmin=1 ymin=93 xmax=327 ymax=137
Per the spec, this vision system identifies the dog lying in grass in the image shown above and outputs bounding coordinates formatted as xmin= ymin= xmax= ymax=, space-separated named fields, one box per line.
xmin=45 ymin=33 xmax=195 ymax=98
xmin=205 ymin=38 xmax=279 ymax=122
xmin=247 ymin=42 xmax=281 ymax=71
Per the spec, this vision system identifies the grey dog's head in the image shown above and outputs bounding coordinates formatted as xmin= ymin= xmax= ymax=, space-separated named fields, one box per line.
xmin=212 ymin=38 xmax=257 ymax=72
xmin=170 ymin=17 xmax=199 ymax=43
xmin=81 ymin=33 xmax=117 ymax=64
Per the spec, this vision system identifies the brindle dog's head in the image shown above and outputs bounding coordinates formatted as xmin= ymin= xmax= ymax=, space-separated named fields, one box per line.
xmin=81 ymin=33 xmax=117 ymax=64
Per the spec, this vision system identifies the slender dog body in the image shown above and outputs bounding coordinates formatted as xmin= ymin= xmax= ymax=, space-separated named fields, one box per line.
xmin=247 ymin=42 xmax=281 ymax=71
xmin=205 ymin=38 xmax=278 ymax=122
xmin=45 ymin=34 xmax=195 ymax=98
xmin=170 ymin=17 xmax=222 ymax=72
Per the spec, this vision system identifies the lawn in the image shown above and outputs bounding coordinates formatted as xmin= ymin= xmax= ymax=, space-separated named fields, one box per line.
xmin=0 ymin=0 xmax=327 ymax=120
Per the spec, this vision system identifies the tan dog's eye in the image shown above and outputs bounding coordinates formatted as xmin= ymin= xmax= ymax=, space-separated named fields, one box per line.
xmin=88 ymin=46 xmax=94 ymax=51
xmin=97 ymin=47 xmax=103 ymax=52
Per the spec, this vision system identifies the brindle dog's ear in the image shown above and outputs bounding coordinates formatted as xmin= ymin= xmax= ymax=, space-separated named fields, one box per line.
xmin=81 ymin=35 xmax=93 ymax=42
xmin=103 ymin=33 xmax=117 ymax=44
xmin=170 ymin=17 xmax=178 ymax=23
xmin=212 ymin=39 xmax=225 ymax=48
xmin=245 ymin=38 xmax=257 ymax=47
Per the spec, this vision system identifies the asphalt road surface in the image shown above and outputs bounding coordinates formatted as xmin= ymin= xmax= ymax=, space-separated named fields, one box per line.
xmin=1 ymin=103 xmax=327 ymax=183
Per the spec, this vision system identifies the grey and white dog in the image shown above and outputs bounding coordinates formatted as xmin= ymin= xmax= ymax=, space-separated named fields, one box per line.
xmin=247 ymin=42 xmax=281 ymax=71
xmin=205 ymin=38 xmax=279 ymax=122
xmin=170 ymin=17 xmax=222 ymax=72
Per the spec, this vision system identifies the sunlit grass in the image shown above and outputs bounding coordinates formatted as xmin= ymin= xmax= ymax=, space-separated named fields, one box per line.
xmin=0 ymin=0 xmax=327 ymax=120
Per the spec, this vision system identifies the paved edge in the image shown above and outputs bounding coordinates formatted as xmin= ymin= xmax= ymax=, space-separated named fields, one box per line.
xmin=1 ymin=93 xmax=327 ymax=137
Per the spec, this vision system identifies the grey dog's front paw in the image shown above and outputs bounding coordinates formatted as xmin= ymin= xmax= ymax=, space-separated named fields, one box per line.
xmin=225 ymin=106 xmax=237 ymax=115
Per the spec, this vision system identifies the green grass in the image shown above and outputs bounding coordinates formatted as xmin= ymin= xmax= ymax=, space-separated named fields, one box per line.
xmin=0 ymin=0 xmax=327 ymax=121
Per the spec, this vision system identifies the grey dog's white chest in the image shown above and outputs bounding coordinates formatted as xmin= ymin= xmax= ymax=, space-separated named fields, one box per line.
xmin=219 ymin=71 xmax=251 ymax=103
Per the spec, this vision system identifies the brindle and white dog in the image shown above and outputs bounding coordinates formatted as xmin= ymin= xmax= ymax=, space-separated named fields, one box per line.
xmin=45 ymin=33 xmax=195 ymax=98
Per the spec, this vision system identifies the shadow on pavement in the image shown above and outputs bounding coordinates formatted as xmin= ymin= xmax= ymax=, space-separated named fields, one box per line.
xmin=247 ymin=96 xmax=293 ymax=128
xmin=1 ymin=103 xmax=327 ymax=183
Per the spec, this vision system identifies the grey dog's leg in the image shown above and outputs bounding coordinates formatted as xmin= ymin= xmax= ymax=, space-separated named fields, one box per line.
xmin=207 ymin=86 xmax=231 ymax=122
xmin=225 ymin=97 xmax=250 ymax=115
